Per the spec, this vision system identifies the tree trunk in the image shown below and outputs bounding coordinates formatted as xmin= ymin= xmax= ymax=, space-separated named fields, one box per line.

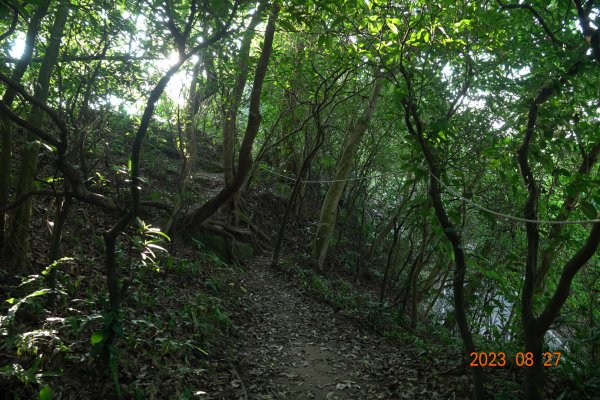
xmin=0 ymin=1 xmax=50 ymax=259
xmin=5 ymin=3 xmax=69 ymax=270
xmin=516 ymin=63 xmax=585 ymax=400
xmin=179 ymin=4 xmax=279 ymax=229
xmin=222 ymin=5 xmax=264 ymax=224
xmin=47 ymin=191 xmax=71 ymax=307
xmin=524 ymin=220 xmax=600 ymax=399
xmin=535 ymin=143 xmax=600 ymax=291
xmin=369 ymin=189 xmax=416 ymax=259
xmin=379 ymin=216 xmax=399 ymax=302
xmin=401 ymin=73 xmax=486 ymax=397
xmin=164 ymin=59 xmax=203 ymax=233
xmin=272 ymin=127 xmax=325 ymax=266
xmin=101 ymin=2 xmax=239 ymax=324
xmin=311 ymin=78 xmax=384 ymax=268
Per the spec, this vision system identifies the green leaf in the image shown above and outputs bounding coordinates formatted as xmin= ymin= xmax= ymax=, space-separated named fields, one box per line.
xmin=322 ymin=155 xmax=335 ymax=168
xmin=152 ymin=230 xmax=171 ymax=241
xmin=147 ymin=243 xmax=167 ymax=252
xmin=0 ymin=4 xmax=10 ymax=19
xmin=39 ymin=386 xmax=53 ymax=400
xmin=30 ymin=289 xmax=51 ymax=297
xmin=453 ymin=19 xmax=472 ymax=30
xmin=386 ymin=20 xmax=399 ymax=34
xmin=91 ymin=332 xmax=104 ymax=345
xmin=581 ymin=201 xmax=597 ymax=219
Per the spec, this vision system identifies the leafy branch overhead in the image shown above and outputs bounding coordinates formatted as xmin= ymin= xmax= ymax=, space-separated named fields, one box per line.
xmin=0 ymin=1 xmax=599 ymax=400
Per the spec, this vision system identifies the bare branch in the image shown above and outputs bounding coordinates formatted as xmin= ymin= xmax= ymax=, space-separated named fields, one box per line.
xmin=574 ymin=0 xmax=600 ymax=62
xmin=0 ymin=190 xmax=67 ymax=212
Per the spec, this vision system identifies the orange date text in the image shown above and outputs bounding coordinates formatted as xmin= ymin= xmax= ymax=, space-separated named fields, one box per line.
xmin=469 ymin=352 xmax=561 ymax=367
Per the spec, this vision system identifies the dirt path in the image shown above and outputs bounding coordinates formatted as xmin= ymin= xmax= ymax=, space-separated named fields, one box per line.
xmin=205 ymin=256 xmax=469 ymax=400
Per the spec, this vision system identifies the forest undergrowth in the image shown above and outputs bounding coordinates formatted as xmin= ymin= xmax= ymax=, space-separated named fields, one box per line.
xmin=0 ymin=163 xmax=572 ymax=399
xmin=2 ymin=2 xmax=600 ymax=398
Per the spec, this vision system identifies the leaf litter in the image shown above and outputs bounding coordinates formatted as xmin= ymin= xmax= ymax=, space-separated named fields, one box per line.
xmin=204 ymin=255 xmax=473 ymax=399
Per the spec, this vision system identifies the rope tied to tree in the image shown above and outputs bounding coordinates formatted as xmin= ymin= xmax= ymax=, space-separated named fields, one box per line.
xmin=260 ymin=166 xmax=600 ymax=225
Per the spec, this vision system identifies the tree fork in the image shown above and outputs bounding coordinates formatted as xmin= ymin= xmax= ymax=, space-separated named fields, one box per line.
xmin=178 ymin=3 xmax=280 ymax=230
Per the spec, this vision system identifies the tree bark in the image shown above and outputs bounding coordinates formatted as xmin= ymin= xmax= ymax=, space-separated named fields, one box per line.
xmin=516 ymin=62 xmax=583 ymax=400
xmin=179 ymin=3 xmax=280 ymax=229
xmin=222 ymin=4 xmax=265 ymax=223
xmin=5 ymin=2 xmax=69 ymax=270
xmin=0 ymin=1 xmax=50 ymax=258
xmin=535 ymin=143 xmax=600 ymax=291
xmin=47 ymin=190 xmax=71 ymax=307
xmin=400 ymin=61 xmax=486 ymax=397
xmin=311 ymin=78 xmax=384 ymax=269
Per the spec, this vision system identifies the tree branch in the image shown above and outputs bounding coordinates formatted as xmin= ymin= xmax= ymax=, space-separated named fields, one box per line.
xmin=1 ymin=54 xmax=162 ymax=63
xmin=0 ymin=7 xmax=18 ymax=42
xmin=537 ymin=220 xmax=600 ymax=333
xmin=574 ymin=0 xmax=600 ymax=62
xmin=0 ymin=190 xmax=67 ymax=212
xmin=498 ymin=1 xmax=565 ymax=46
xmin=0 ymin=100 xmax=62 ymax=149
xmin=0 ymin=72 xmax=70 ymax=140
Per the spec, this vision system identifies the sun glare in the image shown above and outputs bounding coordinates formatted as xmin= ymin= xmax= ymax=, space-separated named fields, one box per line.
xmin=10 ymin=33 xmax=26 ymax=58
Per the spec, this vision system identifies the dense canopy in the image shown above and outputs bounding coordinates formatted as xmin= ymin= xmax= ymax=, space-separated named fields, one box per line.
xmin=1 ymin=1 xmax=599 ymax=399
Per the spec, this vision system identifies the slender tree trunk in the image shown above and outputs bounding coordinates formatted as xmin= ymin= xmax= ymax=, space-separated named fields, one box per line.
xmin=423 ymin=264 xmax=450 ymax=320
xmin=380 ymin=217 xmax=399 ymax=302
xmin=281 ymin=39 xmax=304 ymax=175
xmin=0 ymin=2 xmax=50 ymax=260
xmin=535 ymin=144 xmax=600 ymax=291
xmin=516 ymin=63 xmax=585 ymax=400
xmin=179 ymin=4 xmax=280 ymax=229
xmin=100 ymin=2 xmax=239 ymax=334
xmin=293 ymin=129 xmax=311 ymax=216
xmin=311 ymin=78 xmax=384 ymax=268
xmin=47 ymin=191 xmax=71 ymax=307
xmin=5 ymin=2 xmax=69 ymax=270
xmin=164 ymin=59 xmax=203 ymax=233
xmin=272 ymin=127 xmax=324 ymax=266
xmin=222 ymin=4 xmax=264 ymax=225
xmin=388 ymin=235 xmax=414 ymax=298
xmin=401 ymin=73 xmax=486 ymax=397
xmin=369 ymin=191 xmax=416 ymax=260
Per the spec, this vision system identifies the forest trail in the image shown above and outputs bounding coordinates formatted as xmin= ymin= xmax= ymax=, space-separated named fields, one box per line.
xmin=209 ymin=256 xmax=466 ymax=400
